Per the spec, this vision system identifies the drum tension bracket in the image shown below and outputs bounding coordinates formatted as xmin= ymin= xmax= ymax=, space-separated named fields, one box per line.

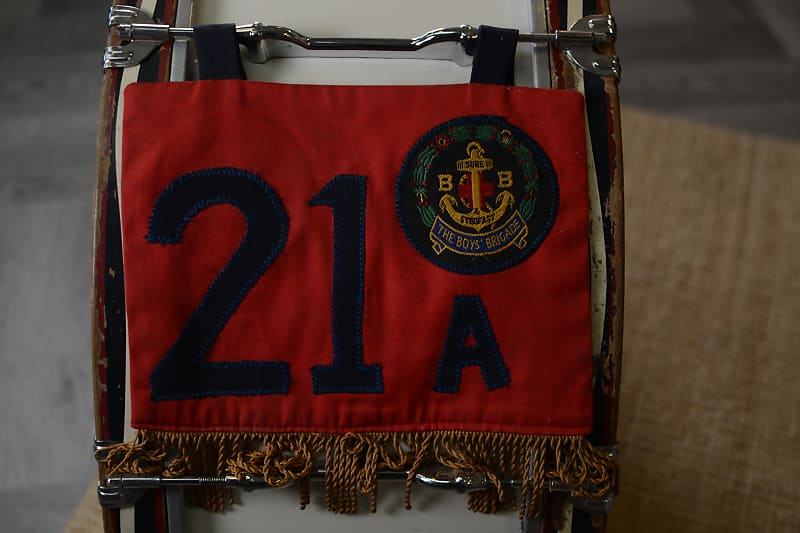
xmin=103 ymin=5 xmax=620 ymax=78
xmin=94 ymin=439 xmax=618 ymax=514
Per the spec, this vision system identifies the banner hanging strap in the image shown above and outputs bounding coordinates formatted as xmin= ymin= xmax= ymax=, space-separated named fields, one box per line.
xmin=469 ymin=26 xmax=519 ymax=86
xmin=194 ymin=24 xmax=247 ymax=80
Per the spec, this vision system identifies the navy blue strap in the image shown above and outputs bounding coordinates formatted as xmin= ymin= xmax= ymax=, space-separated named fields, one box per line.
xmin=469 ymin=26 xmax=519 ymax=86
xmin=194 ymin=24 xmax=247 ymax=80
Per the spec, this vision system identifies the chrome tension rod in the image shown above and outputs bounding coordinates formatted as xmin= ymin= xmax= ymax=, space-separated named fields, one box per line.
xmin=95 ymin=441 xmax=617 ymax=513
xmin=98 ymin=469 xmax=614 ymax=513
xmin=104 ymin=5 xmax=620 ymax=78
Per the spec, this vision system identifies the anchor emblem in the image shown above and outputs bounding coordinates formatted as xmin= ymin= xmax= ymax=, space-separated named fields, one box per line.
xmin=396 ymin=115 xmax=559 ymax=275
xmin=439 ymin=141 xmax=515 ymax=233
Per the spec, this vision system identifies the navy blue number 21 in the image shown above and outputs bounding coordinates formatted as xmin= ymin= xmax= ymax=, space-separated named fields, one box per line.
xmin=148 ymin=168 xmax=383 ymax=400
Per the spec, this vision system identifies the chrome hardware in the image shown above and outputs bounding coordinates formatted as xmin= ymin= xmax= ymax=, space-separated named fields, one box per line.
xmin=108 ymin=4 xmax=151 ymax=26
xmin=239 ymin=23 xmax=476 ymax=66
xmin=95 ymin=442 xmax=618 ymax=512
xmin=564 ymin=15 xmax=620 ymax=78
xmin=604 ymin=444 xmax=620 ymax=460
xmin=414 ymin=465 xmax=504 ymax=492
xmin=98 ymin=473 xmax=614 ymax=511
xmin=93 ymin=438 xmax=121 ymax=461
xmin=98 ymin=471 xmax=615 ymax=512
xmin=103 ymin=6 xmax=620 ymax=78
xmin=95 ymin=440 xmax=618 ymax=513
xmin=104 ymin=7 xmax=164 ymax=70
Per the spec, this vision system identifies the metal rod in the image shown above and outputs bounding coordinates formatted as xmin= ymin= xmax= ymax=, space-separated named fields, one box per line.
xmin=104 ymin=6 xmax=619 ymax=78
xmin=118 ymin=23 xmax=604 ymax=49
xmin=95 ymin=440 xmax=616 ymax=511
xmin=98 ymin=471 xmax=613 ymax=513
xmin=101 ymin=470 xmax=603 ymax=493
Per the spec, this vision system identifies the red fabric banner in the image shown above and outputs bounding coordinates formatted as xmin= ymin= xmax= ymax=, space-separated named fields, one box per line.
xmin=121 ymin=81 xmax=592 ymax=435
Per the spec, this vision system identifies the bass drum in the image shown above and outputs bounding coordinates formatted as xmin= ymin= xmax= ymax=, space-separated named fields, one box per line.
xmin=100 ymin=0 xmax=622 ymax=532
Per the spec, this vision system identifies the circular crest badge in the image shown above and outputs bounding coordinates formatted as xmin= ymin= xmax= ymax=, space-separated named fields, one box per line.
xmin=396 ymin=115 xmax=559 ymax=275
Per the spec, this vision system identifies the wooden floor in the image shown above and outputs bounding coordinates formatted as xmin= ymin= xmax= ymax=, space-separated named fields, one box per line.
xmin=0 ymin=1 xmax=796 ymax=531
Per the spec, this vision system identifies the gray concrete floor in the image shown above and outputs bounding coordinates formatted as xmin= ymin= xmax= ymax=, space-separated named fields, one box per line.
xmin=0 ymin=5 xmax=109 ymax=532
xmin=615 ymin=0 xmax=800 ymax=138
xmin=0 ymin=1 xmax=797 ymax=531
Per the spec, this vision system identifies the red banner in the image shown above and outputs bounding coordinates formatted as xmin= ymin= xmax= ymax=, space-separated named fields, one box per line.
xmin=121 ymin=81 xmax=592 ymax=435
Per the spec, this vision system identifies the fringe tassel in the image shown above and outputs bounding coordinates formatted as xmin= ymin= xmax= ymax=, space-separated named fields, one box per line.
xmin=98 ymin=431 xmax=615 ymax=518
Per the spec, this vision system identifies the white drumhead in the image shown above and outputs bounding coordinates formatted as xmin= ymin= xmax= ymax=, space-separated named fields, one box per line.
xmin=195 ymin=0 xmax=539 ymax=86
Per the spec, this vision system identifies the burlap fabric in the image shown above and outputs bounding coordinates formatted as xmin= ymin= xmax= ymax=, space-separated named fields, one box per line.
xmin=607 ymin=109 xmax=799 ymax=532
xmin=66 ymin=108 xmax=800 ymax=532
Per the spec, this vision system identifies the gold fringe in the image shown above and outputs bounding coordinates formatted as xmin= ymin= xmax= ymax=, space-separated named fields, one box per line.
xmin=98 ymin=431 xmax=615 ymax=517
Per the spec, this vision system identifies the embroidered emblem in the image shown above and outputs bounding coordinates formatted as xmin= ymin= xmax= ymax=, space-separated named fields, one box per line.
xmin=396 ymin=116 xmax=558 ymax=274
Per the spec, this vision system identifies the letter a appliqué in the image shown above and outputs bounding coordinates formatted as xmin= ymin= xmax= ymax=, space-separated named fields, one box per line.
xmin=434 ymin=295 xmax=511 ymax=393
